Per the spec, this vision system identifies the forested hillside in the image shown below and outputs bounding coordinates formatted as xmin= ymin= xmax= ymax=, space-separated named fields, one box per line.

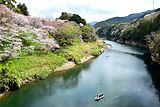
xmin=94 ymin=10 xmax=154 ymax=28
xmin=96 ymin=10 xmax=160 ymax=64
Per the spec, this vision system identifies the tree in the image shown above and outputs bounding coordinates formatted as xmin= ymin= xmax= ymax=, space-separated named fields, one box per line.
xmin=155 ymin=8 xmax=160 ymax=12
xmin=69 ymin=14 xmax=86 ymax=25
xmin=148 ymin=31 xmax=160 ymax=64
xmin=55 ymin=22 xmax=80 ymax=47
xmin=59 ymin=12 xmax=70 ymax=20
xmin=0 ymin=0 xmax=16 ymax=9
xmin=81 ymin=24 xmax=97 ymax=42
xmin=16 ymin=3 xmax=29 ymax=16
xmin=59 ymin=12 xmax=87 ymax=25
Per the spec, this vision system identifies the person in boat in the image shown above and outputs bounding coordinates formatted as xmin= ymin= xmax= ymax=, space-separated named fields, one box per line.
xmin=95 ymin=93 xmax=104 ymax=101
xmin=99 ymin=93 xmax=104 ymax=97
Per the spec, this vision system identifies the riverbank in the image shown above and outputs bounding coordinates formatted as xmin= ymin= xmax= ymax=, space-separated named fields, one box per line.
xmin=1 ymin=40 xmax=159 ymax=107
xmin=54 ymin=62 xmax=76 ymax=72
xmin=0 ymin=4 xmax=107 ymax=98
xmin=106 ymin=38 xmax=146 ymax=48
xmin=54 ymin=55 xmax=94 ymax=71
xmin=96 ymin=11 xmax=160 ymax=65
xmin=0 ymin=40 xmax=106 ymax=98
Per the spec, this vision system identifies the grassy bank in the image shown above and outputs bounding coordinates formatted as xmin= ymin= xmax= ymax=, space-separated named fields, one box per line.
xmin=0 ymin=41 xmax=105 ymax=92
xmin=0 ymin=6 xmax=105 ymax=95
xmin=55 ymin=41 xmax=104 ymax=64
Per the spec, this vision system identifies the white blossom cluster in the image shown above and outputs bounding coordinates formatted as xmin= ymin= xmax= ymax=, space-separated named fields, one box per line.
xmin=0 ymin=5 xmax=69 ymax=61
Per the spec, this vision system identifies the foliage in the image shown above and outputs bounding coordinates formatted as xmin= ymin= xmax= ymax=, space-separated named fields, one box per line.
xmin=0 ymin=5 xmax=104 ymax=93
xmin=54 ymin=22 xmax=80 ymax=47
xmin=0 ymin=40 xmax=104 ymax=92
xmin=97 ymin=11 xmax=160 ymax=64
xmin=0 ymin=0 xmax=16 ymax=9
xmin=97 ymin=12 xmax=160 ymax=45
xmin=15 ymin=3 xmax=29 ymax=16
xmin=0 ymin=65 xmax=22 ymax=91
xmin=155 ymin=8 xmax=160 ymax=12
xmin=54 ymin=22 xmax=97 ymax=46
xmin=59 ymin=12 xmax=86 ymax=25
xmin=148 ymin=31 xmax=160 ymax=64
xmin=17 ymin=31 xmax=38 ymax=46
xmin=69 ymin=14 xmax=86 ymax=25
xmin=81 ymin=24 xmax=97 ymax=42
xmin=0 ymin=52 xmax=67 ymax=91
xmin=0 ymin=36 xmax=11 ymax=51
xmin=59 ymin=12 xmax=71 ymax=20
xmin=55 ymin=41 xmax=104 ymax=64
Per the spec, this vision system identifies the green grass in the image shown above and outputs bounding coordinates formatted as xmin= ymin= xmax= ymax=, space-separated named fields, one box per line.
xmin=0 ymin=52 xmax=67 ymax=91
xmin=55 ymin=41 xmax=104 ymax=64
xmin=3 ymin=53 xmax=66 ymax=78
xmin=0 ymin=40 xmax=104 ymax=91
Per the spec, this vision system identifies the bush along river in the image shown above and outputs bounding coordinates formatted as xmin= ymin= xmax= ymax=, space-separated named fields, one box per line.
xmin=0 ymin=40 xmax=160 ymax=107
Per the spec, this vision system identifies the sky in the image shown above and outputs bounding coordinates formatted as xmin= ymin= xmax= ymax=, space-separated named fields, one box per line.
xmin=16 ymin=0 xmax=160 ymax=22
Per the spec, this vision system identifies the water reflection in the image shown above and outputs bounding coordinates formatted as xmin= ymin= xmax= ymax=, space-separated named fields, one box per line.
xmin=0 ymin=60 xmax=93 ymax=107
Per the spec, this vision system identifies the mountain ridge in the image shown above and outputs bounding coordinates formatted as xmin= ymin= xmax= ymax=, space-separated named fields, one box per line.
xmin=94 ymin=10 xmax=155 ymax=28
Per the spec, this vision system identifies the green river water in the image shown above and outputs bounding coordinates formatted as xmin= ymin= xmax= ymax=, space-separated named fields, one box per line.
xmin=0 ymin=41 xmax=160 ymax=107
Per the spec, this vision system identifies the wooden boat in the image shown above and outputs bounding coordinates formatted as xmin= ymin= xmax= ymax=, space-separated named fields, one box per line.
xmin=95 ymin=93 xmax=104 ymax=101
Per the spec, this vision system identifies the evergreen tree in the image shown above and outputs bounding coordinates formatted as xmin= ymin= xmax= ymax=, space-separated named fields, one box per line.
xmin=16 ymin=3 xmax=29 ymax=16
xmin=59 ymin=12 xmax=86 ymax=25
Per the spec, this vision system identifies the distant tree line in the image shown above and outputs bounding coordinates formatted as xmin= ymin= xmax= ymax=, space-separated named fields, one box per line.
xmin=97 ymin=13 xmax=160 ymax=44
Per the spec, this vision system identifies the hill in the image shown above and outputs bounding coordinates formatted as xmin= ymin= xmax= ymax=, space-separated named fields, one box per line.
xmin=96 ymin=10 xmax=160 ymax=64
xmin=90 ymin=21 xmax=98 ymax=26
xmin=94 ymin=10 xmax=154 ymax=28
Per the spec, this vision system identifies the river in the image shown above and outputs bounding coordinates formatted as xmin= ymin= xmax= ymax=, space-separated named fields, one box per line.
xmin=0 ymin=41 xmax=160 ymax=107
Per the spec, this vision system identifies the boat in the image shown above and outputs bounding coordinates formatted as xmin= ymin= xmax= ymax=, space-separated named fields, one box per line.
xmin=95 ymin=93 xmax=104 ymax=101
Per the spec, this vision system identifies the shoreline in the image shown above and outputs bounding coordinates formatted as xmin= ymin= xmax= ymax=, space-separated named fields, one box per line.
xmin=54 ymin=55 xmax=94 ymax=72
xmin=0 ymin=46 xmax=107 ymax=98
xmin=79 ymin=55 xmax=94 ymax=64
xmin=0 ymin=56 xmax=95 ymax=99
xmin=54 ymin=44 xmax=107 ymax=72
xmin=54 ymin=61 xmax=76 ymax=72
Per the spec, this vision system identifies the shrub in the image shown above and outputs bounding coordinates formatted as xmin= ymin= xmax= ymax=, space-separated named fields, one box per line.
xmin=17 ymin=31 xmax=38 ymax=46
xmin=0 ymin=65 xmax=22 ymax=91
xmin=55 ymin=41 xmax=104 ymax=64
xmin=80 ymin=24 xmax=97 ymax=42
xmin=89 ymin=48 xmax=100 ymax=56
xmin=54 ymin=22 xmax=80 ymax=47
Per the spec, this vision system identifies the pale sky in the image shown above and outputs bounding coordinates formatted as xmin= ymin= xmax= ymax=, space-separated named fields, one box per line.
xmin=17 ymin=0 xmax=160 ymax=22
